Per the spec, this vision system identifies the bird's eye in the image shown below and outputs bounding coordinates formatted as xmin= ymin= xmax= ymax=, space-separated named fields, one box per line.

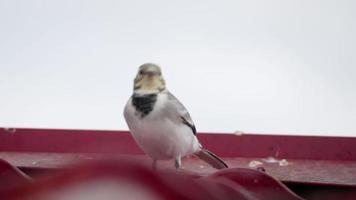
xmin=139 ymin=71 xmax=144 ymax=75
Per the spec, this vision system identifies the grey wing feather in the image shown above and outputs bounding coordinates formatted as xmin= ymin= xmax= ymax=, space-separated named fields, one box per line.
xmin=166 ymin=91 xmax=197 ymax=135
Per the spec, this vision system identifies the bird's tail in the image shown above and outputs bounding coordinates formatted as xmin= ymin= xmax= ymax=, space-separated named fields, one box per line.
xmin=195 ymin=149 xmax=228 ymax=169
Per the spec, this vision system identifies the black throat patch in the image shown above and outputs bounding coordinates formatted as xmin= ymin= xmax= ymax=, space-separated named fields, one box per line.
xmin=131 ymin=93 xmax=157 ymax=118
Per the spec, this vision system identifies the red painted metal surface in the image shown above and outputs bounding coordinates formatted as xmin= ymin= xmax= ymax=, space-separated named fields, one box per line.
xmin=1 ymin=152 xmax=356 ymax=186
xmin=0 ymin=128 xmax=143 ymax=154
xmin=1 ymin=159 xmax=303 ymax=200
xmin=1 ymin=127 xmax=356 ymax=185
xmin=0 ymin=159 xmax=31 ymax=193
xmin=1 ymin=127 xmax=356 ymax=199
xmin=1 ymin=128 xmax=356 ymax=161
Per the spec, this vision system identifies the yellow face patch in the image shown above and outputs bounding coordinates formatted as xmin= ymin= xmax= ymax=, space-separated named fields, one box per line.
xmin=134 ymin=63 xmax=165 ymax=92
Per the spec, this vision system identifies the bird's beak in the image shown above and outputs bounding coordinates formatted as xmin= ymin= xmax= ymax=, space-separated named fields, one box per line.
xmin=145 ymin=71 xmax=156 ymax=79
xmin=147 ymin=72 xmax=154 ymax=76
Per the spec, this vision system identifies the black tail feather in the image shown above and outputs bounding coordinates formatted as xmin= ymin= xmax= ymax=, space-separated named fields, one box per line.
xmin=195 ymin=149 xmax=228 ymax=169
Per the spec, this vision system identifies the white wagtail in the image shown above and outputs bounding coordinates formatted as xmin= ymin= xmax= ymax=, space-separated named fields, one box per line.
xmin=124 ymin=63 xmax=228 ymax=170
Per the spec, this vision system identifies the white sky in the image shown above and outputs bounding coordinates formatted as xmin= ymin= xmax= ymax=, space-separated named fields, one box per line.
xmin=0 ymin=0 xmax=355 ymax=136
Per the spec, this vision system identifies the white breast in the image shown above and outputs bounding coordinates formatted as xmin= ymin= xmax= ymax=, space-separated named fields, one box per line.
xmin=124 ymin=92 xmax=200 ymax=160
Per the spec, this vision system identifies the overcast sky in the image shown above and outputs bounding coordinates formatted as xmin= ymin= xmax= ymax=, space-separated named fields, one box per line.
xmin=0 ymin=0 xmax=355 ymax=136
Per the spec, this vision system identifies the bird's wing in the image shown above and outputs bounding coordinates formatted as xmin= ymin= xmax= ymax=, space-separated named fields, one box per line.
xmin=166 ymin=91 xmax=197 ymax=135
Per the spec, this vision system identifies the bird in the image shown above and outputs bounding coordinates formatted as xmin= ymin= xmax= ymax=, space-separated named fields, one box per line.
xmin=124 ymin=63 xmax=228 ymax=170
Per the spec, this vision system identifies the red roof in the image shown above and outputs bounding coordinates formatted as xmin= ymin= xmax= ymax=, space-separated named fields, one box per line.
xmin=0 ymin=128 xmax=355 ymax=199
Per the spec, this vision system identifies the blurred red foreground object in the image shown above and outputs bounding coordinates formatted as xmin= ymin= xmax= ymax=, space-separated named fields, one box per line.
xmin=1 ymin=159 xmax=302 ymax=200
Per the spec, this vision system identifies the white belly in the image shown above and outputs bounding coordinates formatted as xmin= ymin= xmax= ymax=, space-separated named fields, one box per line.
xmin=124 ymin=95 xmax=200 ymax=160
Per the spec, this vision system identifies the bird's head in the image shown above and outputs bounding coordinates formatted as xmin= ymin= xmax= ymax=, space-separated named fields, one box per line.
xmin=134 ymin=63 xmax=166 ymax=94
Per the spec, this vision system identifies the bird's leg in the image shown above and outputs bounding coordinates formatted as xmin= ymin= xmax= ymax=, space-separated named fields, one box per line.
xmin=174 ymin=156 xmax=182 ymax=171
xmin=152 ymin=159 xmax=157 ymax=171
